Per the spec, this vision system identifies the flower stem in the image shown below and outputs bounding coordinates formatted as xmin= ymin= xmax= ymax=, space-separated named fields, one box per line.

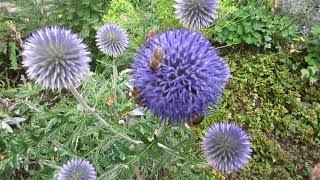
xmin=112 ymin=57 xmax=118 ymax=104
xmin=69 ymin=85 xmax=143 ymax=145
xmin=154 ymin=121 xmax=165 ymax=137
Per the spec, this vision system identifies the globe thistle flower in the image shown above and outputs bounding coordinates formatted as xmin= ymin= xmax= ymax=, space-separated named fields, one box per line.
xmin=22 ymin=26 xmax=91 ymax=91
xmin=131 ymin=29 xmax=230 ymax=124
xmin=201 ymin=122 xmax=252 ymax=172
xmin=96 ymin=23 xmax=129 ymax=57
xmin=57 ymin=159 xmax=96 ymax=180
xmin=174 ymin=0 xmax=219 ymax=30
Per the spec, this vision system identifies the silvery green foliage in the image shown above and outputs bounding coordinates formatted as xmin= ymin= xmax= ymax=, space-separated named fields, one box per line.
xmin=201 ymin=122 xmax=252 ymax=172
xmin=57 ymin=159 xmax=96 ymax=180
xmin=22 ymin=26 xmax=91 ymax=91
xmin=174 ymin=0 xmax=219 ymax=30
xmin=279 ymin=0 xmax=320 ymax=27
xmin=96 ymin=23 xmax=129 ymax=57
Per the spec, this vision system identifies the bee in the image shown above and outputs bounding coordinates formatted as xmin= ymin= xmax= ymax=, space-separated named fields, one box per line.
xmin=144 ymin=29 xmax=159 ymax=44
xmin=149 ymin=46 xmax=165 ymax=71
xmin=128 ymin=86 xmax=145 ymax=107
xmin=188 ymin=114 xmax=204 ymax=126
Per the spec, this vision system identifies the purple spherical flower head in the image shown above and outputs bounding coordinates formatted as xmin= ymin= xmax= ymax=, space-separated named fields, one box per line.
xmin=57 ymin=159 xmax=96 ymax=180
xmin=174 ymin=0 xmax=219 ymax=30
xmin=22 ymin=26 xmax=91 ymax=91
xmin=96 ymin=23 xmax=129 ymax=57
xmin=131 ymin=29 xmax=230 ymax=124
xmin=201 ymin=122 xmax=252 ymax=172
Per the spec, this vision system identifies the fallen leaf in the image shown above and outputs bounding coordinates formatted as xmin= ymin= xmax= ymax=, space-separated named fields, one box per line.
xmin=128 ymin=107 xmax=145 ymax=116
xmin=106 ymin=95 xmax=117 ymax=106
xmin=0 ymin=121 xmax=13 ymax=133
xmin=2 ymin=117 xmax=26 ymax=125
xmin=0 ymin=2 xmax=20 ymax=13
xmin=2 ymin=117 xmax=26 ymax=129
xmin=120 ymin=112 xmax=128 ymax=119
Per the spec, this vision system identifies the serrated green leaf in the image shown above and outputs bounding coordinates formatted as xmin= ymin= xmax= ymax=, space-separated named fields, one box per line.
xmin=8 ymin=42 xmax=19 ymax=70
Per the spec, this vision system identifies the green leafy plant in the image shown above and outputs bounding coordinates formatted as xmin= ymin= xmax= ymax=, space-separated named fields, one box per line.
xmin=152 ymin=0 xmax=180 ymax=30
xmin=103 ymin=0 xmax=141 ymax=31
xmin=50 ymin=0 xmax=108 ymax=45
xmin=217 ymin=0 xmax=239 ymax=14
xmin=4 ymin=0 xmax=108 ymax=42
xmin=0 ymin=71 xmax=212 ymax=179
xmin=0 ymin=20 xmax=22 ymax=88
xmin=301 ymin=26 xmax=320 ymax=84
xmin=210 ymin=2 xmax=299 ymax=48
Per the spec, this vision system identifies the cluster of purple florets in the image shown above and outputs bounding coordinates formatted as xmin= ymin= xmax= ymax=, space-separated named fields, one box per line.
xmin=202 ymin=122 xmax=252 ymax=172
xmin=131 ymin=29 xmax=229 ymax=124
xmin=57 ymin=159 xmax=96 ymax=180
xmin=174 ymin=0 xmax=219 ymax=30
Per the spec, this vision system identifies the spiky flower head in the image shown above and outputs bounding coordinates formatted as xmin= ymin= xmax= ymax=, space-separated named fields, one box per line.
xmin=96 ymin=23 xmax=129 ymax=57
xmin=57 ymin=159 xmax=96 ymax=180
xmin=131 ymin=29 xmax=230 ymax=124
xmin=201 ymin=122 xmax=252 ymax=172
xmin=22 ymin=26 xmax=91 ymax=91
xmin=174 ymin=0 xmax=219 ymax=30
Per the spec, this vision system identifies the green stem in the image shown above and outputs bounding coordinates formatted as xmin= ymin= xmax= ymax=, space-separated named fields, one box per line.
xmin=112 ymin=57 xmax=118 ymax=103
xmin=154 ymin=121 xmax=166 ymax=137
xmin=69 ymin=85 xmax=143 ymax=145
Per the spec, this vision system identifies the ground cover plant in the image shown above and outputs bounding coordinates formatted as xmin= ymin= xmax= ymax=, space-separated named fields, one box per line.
xmin=0 ymin=0 xmax=320 ymax=179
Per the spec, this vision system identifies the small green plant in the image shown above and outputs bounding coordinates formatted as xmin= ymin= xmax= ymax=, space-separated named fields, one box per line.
xmin=210 ymin=2 xmax=298 ymax=48
xmin=301 ymin=26 xmax=320 ymax=84
xmin=0 ymin=20 xmax=22 ymax=88
xmin=4 ymin=0 xmax=107 ymax=41
xmin=52 ymin=0 xmax=107 ymax=45
xmin=217 ymin=0 xmax=239 ymax=14
xmin=0 ymin=22 xmax=16 ymax=70
xmin=103 ymin=0 xmax=141 ymax=31
xmin=152 ymin=0 xmax=180 ymax=30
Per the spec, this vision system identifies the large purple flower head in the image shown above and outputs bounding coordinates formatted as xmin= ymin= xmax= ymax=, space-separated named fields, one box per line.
xmin=96 ymin=23 xmax=129 ymax=57
xmin=201 ymin=122 xmax=252 ymax=172
xmin=174 ymin=0 xmax=219 ymax=30
xmin=57 ymin=159 xmax=96 ymax=180
xmin=22 ymin=26 xmax=91 ymax=91
xmin=131 ymin=29 xmax=230 ymax=124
